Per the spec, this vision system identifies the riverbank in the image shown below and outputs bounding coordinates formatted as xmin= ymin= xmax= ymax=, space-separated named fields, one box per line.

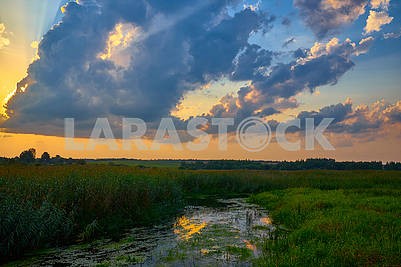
xmin=250 ymin=188 xmax=401 ymax=266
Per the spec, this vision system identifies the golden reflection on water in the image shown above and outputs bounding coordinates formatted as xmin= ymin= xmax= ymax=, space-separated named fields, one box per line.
xmin=260 ymin=217 xmax=272 ymax=225
xmin=200 ymin=248 xmax=210 ymax=255
xmin=174 ymin=216 xmax=207 ymax=240
xmin=243 ymin=239 xmax=257 ymax=253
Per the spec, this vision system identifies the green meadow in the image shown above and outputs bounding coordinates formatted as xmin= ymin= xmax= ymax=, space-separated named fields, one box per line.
xmin=1 ymin=165 xmax=400 ymax=265
xmin=251 ymin=188 xmax=401 ymax=266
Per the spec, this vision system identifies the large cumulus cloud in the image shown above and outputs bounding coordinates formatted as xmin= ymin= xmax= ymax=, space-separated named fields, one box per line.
xmin=3 ymin=0 xmax=272 ymax=136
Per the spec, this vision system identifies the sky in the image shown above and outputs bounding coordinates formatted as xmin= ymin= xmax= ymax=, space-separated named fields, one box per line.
xmin=0 ymin=0 xmax=400 ymax=161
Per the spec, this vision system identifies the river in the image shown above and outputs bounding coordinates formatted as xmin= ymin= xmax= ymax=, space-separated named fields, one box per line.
xmin=12 ymin=198 xmax=274 ymax=266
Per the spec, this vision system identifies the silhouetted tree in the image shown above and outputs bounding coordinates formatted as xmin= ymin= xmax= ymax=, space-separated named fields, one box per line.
xmin=19 ymin=148 xmax=36 ymax=163
xmin=40 ymin=152 xmax=51 ymax=163
xmin=52 ymin=155 xmax=64 ymax=165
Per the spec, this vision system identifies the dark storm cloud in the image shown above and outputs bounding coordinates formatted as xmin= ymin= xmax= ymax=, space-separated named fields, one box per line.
xmin=294 ymin=0 xmax=368 ymax=38
xmin=3 ymin=0 xmax=273 ymax=135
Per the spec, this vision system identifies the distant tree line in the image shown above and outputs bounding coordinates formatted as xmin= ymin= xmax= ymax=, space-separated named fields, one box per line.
xmin=180 ymin=159 xmax=401 ymax=171
xmin=180 ymin=160 xmax=270 ymax=170
xmin=1 ymin=151 xmax=400 ymax=170
xmin=0 ymin=148 xmax=86 ymax=165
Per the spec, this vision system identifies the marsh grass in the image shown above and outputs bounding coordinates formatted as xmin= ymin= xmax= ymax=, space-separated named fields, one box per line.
xmin=250 ymin=188 xmax=401 ymax=266
xmin=0 ymin=165 xmax=182 ymax=261
xmin=1 ymin=165 xmax=400 ymax=263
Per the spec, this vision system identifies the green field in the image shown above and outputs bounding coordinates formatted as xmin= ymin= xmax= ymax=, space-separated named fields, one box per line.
xmin=251 ymin=188 xmax=401 ymax=266
xmin=1 ymin=165 xmax=400 ymax=265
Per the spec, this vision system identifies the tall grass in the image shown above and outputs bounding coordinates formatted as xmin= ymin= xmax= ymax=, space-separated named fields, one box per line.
xmin=177 ymin=169 xmax=401 ymax=193
xmin=1 ymin=165 xmax=401 ymax=262
xmin=0 ymin=165 xmax=182 ymax=261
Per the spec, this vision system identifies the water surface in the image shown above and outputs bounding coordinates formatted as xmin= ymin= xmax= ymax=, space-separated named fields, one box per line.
xmin=13 ymin=198 xmax=274 ymax=266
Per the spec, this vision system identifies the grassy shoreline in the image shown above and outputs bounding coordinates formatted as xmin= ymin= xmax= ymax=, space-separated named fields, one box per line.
xmin=1 ymin=165 xmax=401 ymax=263
xmin=250 ymin=188 xmax=401 ymax=266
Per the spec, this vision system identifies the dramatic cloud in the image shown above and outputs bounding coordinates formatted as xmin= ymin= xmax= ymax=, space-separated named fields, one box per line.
xmin=205 ymin=98 xmax=401 ymax=137
xmin=209 ymin=37 xmax=372 ymax=122
xmin=364 ymin=10 xmax=393 ymax=34
xmin=284 ymin=99 xmax=401 ymax=135
xmin=0 ymin=0 xmax=387 ymax=140
xmin=294 ymin=0 xmax=368 ymax=38
xmin=0 ymin=23 xmax=10 ymax=49
xmin=3 ymin=0 xmax=273 ymax=135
